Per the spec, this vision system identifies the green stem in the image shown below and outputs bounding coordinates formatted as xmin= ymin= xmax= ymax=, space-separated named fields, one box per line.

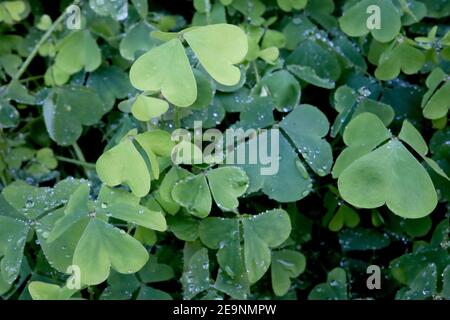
xmin=204 ymin=0 xmax=212 ymax=25
xmin=1 ymin=0 xmax=81 ymax=99
xmin=56 ymin=156 xmax=96 ymax=169
xmin=71 ymin=142 xmax=93 ymax=177
xmin=19 ymin=75 xmax=44 ymax=83
xmin=72 ymin=142 xmax=86 ymax=162
xmin=0 ymin=172 xmax=7 ymax=187
xmin=12 ymin=12 xmax=67 ymax=82
xmin=174 ymin=108 xmax=181 ymax=128
xmin=252 ymin=61 xmax=261 ymax=83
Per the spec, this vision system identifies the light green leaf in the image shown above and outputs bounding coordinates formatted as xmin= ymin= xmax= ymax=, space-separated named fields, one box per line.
xmin=399 ymin=120 xmax=428 ymax=156
xmin=28 ymin=282 xmax=78 ymax=300
xmin=207 ymin=167 xmax=249 ymax=212
xmin=277 ymin=0 xmax=307 ymax=12
xmin=184 ymin=24 xmax=248 ymax=86
xmin=172 ymin=174 xmax=212 ymax=218
xmin=55 ymin=30 xmax=101 ymax=75
xmin=422 ymin=70 xmax=450 ymax=120
xmin=375 ymin=41 xmax=425 ymax=81
xmin=101 ymin=202 xmax=167 ymax=232
xmin=338 ymin=139 xmax=437 ymax=219
xmin=333 ymin=112 xmax=391 ymax=178
xmin=131 ymin=95 xmax=169 ymax=121
xmin=47 ymin=183 xmax=90 ymax=243
xmin=73 ymin=219 xmax=149 ymax=285
xmin=129 ymin=38 xmax=197 ymax=107
xmin=96 ymin=136 xmax=150 ymax=198
xmin=96 ymin=130 xmax=173 ymax=197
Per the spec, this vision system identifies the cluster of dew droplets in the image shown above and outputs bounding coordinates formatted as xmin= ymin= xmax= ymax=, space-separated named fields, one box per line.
xmin=182 ymin=256 xmax=211 ymax=298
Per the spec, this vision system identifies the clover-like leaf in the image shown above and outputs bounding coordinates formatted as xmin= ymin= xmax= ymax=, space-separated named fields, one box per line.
xmin=184 ymin=24 xmax=248 ymax=86
xmin=100 ymin=256 xmax=173 ymax=300
xmin=96 ymin=130 xmax=174 ymax=197
xmin=0 ymin=178 xmax=82 ymax=286
xmin=287 ymin=39 xmax=341 ymax=83
xmin=339 ymin=0 xmax=401 ymax=43
xmin=331 ymin=85 xmax=394 ymax=138
xmin=28 ymin=281 xmax=78 ymax=300
xmin=238 ymin=130 xmax=313 ymax=202
xmin=129 ymin=38 xmax=196 ymax=107
xmin=0 ymin=100 xmax=19 ymax=128
xmin=181 ymin=246 xmax=211 ymax=299
xmin=89 ymin=0 xmax=128 ymax=20
xmin=421 ymin=68 xmax=450 ymax=120
xmin=271 ymin=249 xmax=306 ymax=296
xmin=54 ymin=30 xmax=101 ymax=76
xmin=332 ymin=108 xmax=391 ymax=178
xmin=207 ymin=167 xmax=249 ymax=211
xmin=338 ymin=228 xmax=390 ymax=251
xmin=277 ymin=0 xmax=307 ymax=12
xmin=199 ymin=209 xmax=291 ymax=285
xmin=96 ymin=135 xmax=150 ymax=198
xmin=131 ymin=95 xmax=169 ymax=121
xmin=253 ymin=70 xmax=301 ymax=112
xmin=336 ymin=113 xmax=440 ymax=218
xmin=288 ymin=65 xmax=335 ymax=89
xmin=0 ymin=0 xmax=29 ymax=24
xmin=172 ymin=166 xmax=249 ymax=217
xmin=375 ymin=40 xmax=425 ymax=81
xmin=0 ymin=216 xmax=29 ymax=285
xmin=242 ymin=210 xmax=291 ymax=283
xmin=119 ymin=21 xmax=160 ymax=60
xmin=86 ymin=66 xmax=132 ymax=111
xmin=328 ymin=204 xmax=360 ymax=232
xmin=172 ymin=174 xmax=211 ymax=218
xmin=42 ymin=86 xmax=106 ymax=146
xmin=73 ymin=218 xmax=149 ymax=285
xmin=280 ymin=104 xmax=333 ymax=176
xmin=308 ymin=267 xmax=348 ymax=300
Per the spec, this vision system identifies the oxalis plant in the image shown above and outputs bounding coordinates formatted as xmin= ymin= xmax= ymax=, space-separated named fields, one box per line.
xmin=0 ymin=0 xmax=449 ymax=301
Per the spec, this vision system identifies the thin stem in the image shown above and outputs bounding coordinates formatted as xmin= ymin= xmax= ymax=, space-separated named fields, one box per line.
xmin=204 ymin=0 xmax=211 ymax=25
xmin=0 ymin=172 xmax=7 ymax=187
xmin=12 ymin=12 xmax=67 ymax=82
xmin=252 ymin=61 xmax=261 ymax=83
xmin=19 ymin=75 xmax=44 ymax=83
xmin=56 ymin=156 xmax=96 ymax=169
xmin=71 ymin=142 xmax=93 ymax=177
xmin=1 ymin=0 xmax=80 ymax=98
xmin=174 ymin=108 xmax=181 ymax=128
xmin=72 ymin=142 xmax=87 ymax=162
